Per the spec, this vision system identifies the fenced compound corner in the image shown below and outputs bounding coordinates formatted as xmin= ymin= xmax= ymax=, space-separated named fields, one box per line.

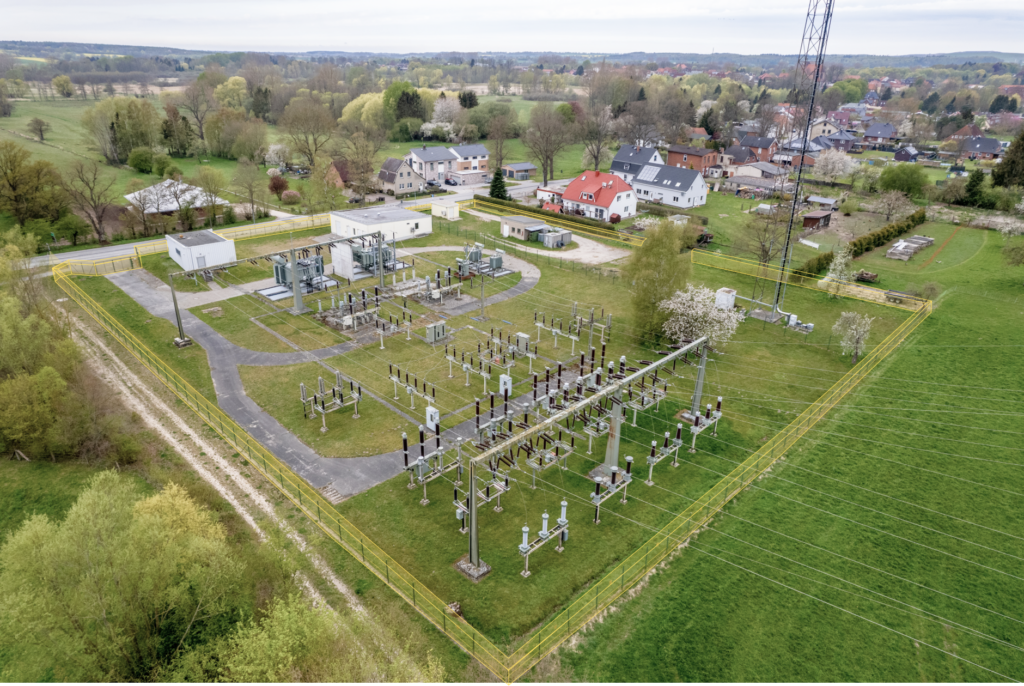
xmin=52 ymin=240 xmax=931 ymax=683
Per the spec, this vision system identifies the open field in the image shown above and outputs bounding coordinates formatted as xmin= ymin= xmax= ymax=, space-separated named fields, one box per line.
xmin=561 ymin=226 xmax=1024 ymax=681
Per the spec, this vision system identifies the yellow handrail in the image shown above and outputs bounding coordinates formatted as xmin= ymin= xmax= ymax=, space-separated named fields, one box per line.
xmin=53 ymin=249 xmax=932 ymax=683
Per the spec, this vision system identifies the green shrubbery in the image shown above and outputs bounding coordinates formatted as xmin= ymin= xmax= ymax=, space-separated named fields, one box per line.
xmin=848 ymin=208 xmax=927 ymax=257
xmin=473 ymin=195 xmax=618 ymax=230
xmin=798 ymin=250 xmax=835 ymax=275
xmin=127 ymin=147 xmax=154 ymax=174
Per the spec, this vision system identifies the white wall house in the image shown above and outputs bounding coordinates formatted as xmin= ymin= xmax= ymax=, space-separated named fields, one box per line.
xmin=404 ymin=146 xmax=457 ymax=183
xmin=166 ymin=230 xmax=236 ymax=271
xmin=629 ymin=164 xmax=708 ymax=210
xmin=561 ymin=170 xmax=636 ymax=220
xmin=610 ymin=146 xmax=664 ymax=185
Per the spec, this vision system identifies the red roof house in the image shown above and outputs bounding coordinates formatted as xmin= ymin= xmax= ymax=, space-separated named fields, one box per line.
xmin=561 ymin=170 xmax=637 ymax=220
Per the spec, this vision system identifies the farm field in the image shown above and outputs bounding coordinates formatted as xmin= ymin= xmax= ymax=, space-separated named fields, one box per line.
xmin=560 ymin=225 xmax=1024 ymax=681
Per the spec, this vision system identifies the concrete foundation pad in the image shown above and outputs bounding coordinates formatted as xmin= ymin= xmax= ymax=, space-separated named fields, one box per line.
xmin=454 ymin=554 xmax=492 ymax=582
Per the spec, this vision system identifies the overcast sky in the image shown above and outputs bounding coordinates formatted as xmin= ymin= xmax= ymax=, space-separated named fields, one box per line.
xmin=5 ymin=0 xmax=1024 ymax=56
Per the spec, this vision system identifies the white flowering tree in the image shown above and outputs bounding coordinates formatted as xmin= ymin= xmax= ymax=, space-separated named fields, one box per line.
xmin=832 ymin=311 xmax=874 ymax=364
xmin=814 ymin=148 xmax=855 ymax=186
xmin=266 ymin=144 xmax=290 ymax=168
xmin=825 ymin=243 xmax=853 ymax=297
xmin=659 ymin=284 xmax=743 ymax=349
xmin=431 ymin=97 xmax=463 ymax=125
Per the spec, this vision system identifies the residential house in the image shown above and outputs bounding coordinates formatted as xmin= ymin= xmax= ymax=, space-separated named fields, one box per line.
xmin=862 ymin=90 xmax=882 ymax=106
xmin=823 ymin=129 xmax=858 ymax=152
xmin=502 ymin=162 xmax=537 ymax=180
xmin=687 ymin=126 xmax=711 ymax=142
xmin=722 ymin=175 xmax=794 ymax=194
xmin=945 ymin=124 xmax=984 ymax=141
xmin=894 ymin=146 xmax=920 ymax=162
xmin=324 ymin=160 xmax=348 ymax=188
xmin=962 ymin=136 xmax=1003 ymax=160
xmin=807 ymin=117 xmax=842 ymax=139
xmin=720 ymin=145 xmax=758 ymax=175
xmin=448 ymin=144 xmax=491 ymax=185
xmin=738 ymin=135 xmax=778 ymax=163
xmin=560 ymin=170 xmax=636 ymax=220
xmin=376 ymin=157 xmax=424 ymax=196
xmin=610 ymin=145 xmax=665 ymax=185
xmin=998 ymin=85 xmax=1024 ymax=98
xmin=838 ymin=103 xmax=868 ymax=117
xmin=862 ymin=122 xmax=899 ymax=144
xmin=987 ymin=112 xmax=1023 ymax=127
xmin=828 ymin=111 xmax=852 ymax=127
xmin=630 ymin=164 xmax=708 ymax=210
xmin=405 ymin=145 xmax=458 ymax=183
xmin=666 ymin=145 xmax=720 ymax=175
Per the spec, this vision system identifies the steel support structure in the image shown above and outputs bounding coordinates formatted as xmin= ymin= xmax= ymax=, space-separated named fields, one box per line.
xmin=771 ymin=0 xmax=837 ymax=317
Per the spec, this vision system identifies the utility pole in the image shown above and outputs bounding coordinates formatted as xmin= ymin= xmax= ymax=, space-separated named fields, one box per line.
xmin=168 ymin=276 xmax=188 ymax=344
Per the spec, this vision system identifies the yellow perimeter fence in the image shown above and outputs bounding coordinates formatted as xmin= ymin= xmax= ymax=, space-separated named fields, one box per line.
xmin=462 ymin=199 xmax=646 ymax=248
xmin=53 ymin=248 xmax=931 ymax=683
xmin=691 ymin=249 xmax=929 ymax=311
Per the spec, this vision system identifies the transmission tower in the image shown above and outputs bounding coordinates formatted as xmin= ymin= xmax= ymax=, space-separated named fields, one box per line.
xmin=770 ymin=0 xmax=837 ymax=318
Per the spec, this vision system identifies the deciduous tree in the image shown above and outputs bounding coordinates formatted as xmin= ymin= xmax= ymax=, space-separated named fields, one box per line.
xmin=177 ymin=81 xmax=218 ymax=142
xmin=623 ymin=221 xmax=691 ymax=340
xmin=832 ymin=311 xmax=874 ymax=363
xmin=190 ymin=166 xmax=228 ymax=227
xmin=232 ymin=158 xmax=268 ymax=222
xmin=522 ymin=102 xmax=573 ymax=185
xmin=814 ymin=148 xmax=855 ymax=186
xmin=279 ymin=99 xmax=335 ymax=166
xmin=51 ymin=75 xmax=74 ymax=98
xmin=877 ymin=189 xmax=911 ymax=221
xmin=60 ymin=161 xmax=117 ymax=243
xmin=660 ymin=283 xmax=742 ymax=348
xmin=26 ymin=117 xmax=50 ymax=141
xmin=0 ymin=141 xmax=66 ymax=225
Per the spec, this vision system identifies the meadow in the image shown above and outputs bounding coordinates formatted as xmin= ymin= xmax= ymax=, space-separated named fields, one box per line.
xmin=560 ymin=224 xmax=1024 ymax=682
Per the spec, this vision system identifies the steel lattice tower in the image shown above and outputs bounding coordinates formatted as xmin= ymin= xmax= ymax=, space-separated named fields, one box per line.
xmin=770 ymin=0 xmax=837 ymax=317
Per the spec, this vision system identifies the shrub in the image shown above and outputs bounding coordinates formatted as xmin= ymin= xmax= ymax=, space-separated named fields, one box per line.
xmin=163 ymin=164 xmax=183 ymax=180
xmin=222 ymin=206 xmax=236 ymax=224
xmin=127 ymin=147 xmax=154 ymax=174
xmin=798 ymin=251 xmax=835 ymax=275
xmin=269 ymin=175 xmax=289 ymax=198
xmin=473 ymin=195 xmax=619 ymax=230
xmin=281 ymin=190 xmax=301 ymax=205
xmin=839 ymin=199 xmax=859 ymax=215
xmin=847 ymin=208 xmax=926 ymax=257
xmin=920 ymin=282 xmax=942 ymax=300
xmin=152 ymin=153 xmax=172 ymax=177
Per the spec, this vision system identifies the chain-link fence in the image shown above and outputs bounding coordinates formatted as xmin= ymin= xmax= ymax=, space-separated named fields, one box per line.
xmin=53 ymin=250 xmax=932 ymax=683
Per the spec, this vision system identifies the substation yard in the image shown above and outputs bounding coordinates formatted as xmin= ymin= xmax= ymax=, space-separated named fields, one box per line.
xmin=69 ymin=211 xmax=929 ymax=675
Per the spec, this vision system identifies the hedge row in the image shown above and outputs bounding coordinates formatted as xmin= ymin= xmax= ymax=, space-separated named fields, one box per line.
xmin=799 ymin=251 xmax=835 ymax=276
xmin=473 ymin=195 xmax=617 ymax=230
xmin=637 ymin=202 xmax=710 ymax=225
xmin=849 ymin=208 xmax=927 ymax=257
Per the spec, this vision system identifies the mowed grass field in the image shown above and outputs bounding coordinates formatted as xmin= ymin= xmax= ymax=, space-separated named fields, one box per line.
xmin=560 ymin=226 xmax=1024 ymax=681
xmin=331 ymin=235 xmax=912 ymax=647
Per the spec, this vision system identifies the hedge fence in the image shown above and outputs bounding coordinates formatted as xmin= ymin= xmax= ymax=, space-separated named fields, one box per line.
xmin=849 ymin=208 xmax=927 ymax=257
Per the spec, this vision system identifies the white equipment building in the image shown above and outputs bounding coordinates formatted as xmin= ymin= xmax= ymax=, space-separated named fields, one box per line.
xmin=329 ymin=207 xmax=432 ymax=241
xmin=165 ymin=231 xmax=236 ymax=271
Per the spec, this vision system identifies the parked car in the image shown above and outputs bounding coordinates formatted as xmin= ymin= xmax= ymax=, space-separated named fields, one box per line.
xmin=426 ymin=180 xmax=440 ymax=188
xmin=348 ymin=196 xmax=363 ymax=204
xmin=444 ymin=179 xmax=457 ymax=186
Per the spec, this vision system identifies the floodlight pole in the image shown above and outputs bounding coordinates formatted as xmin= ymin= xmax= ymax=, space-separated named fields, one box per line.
xmin=168 ymin=277 xmax=186 ymax=341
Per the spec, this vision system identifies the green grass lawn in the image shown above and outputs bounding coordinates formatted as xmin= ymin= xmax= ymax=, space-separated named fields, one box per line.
xmin=72 ymin=275 xmax=217 ymax=401
xmin=189 ymin=295 xmax=294 ymax=353
xmin=239 ymin=361 xmax=419 ymax=458
xmin=559 ymin=227 xmax=1024 ymax=681
xmin=327 ymin=233 xmax=909 ymax=647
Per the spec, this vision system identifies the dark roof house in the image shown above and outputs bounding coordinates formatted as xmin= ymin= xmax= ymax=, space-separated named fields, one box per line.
xmin=610 ymin=145 xmax=663 ymax=176
xmin=962 ymin=137 xmax=1003 ymax=157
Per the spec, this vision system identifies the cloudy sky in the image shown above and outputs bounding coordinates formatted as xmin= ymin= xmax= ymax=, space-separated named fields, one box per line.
xmin=5 ymin=0 xmax=1024 ymax=56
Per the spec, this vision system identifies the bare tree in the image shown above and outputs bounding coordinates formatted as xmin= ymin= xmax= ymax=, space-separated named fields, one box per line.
xmin=877 ymin=189 xmax=911 ymax=221
xmin=27 ymin=118 xmax=51 ymax=141
xmin=522 ymin=102 xmax=574 ymax=185
xmin=190 ymin=166 xmax=228 ymax=227
xmin=752 ymin=95 xmax=777 ymax=138
xmin=59 ymin=161 xmax=117 ymax=243
xmin=232 ymin=158 xmax=267 ymax=223
xmin=178 ymin=81 xmax=217 ymax=142
xmin=487 ymin=113 xmax=513 ymax=173
xmin=280 ymin=99 xmax=336 ymax=166
xmin=615 ymin=100 xmax=660 ymax=148
xmin=338 ymin=127 xmax=387 ymax=203
xmin=739 ymin=206 xmax=788 ymax=264
xmin=579 ymin=104 xmax=615 ymax=173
